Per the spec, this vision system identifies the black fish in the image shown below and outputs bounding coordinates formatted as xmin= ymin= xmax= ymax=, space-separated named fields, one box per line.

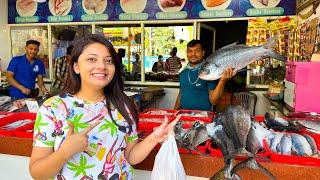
xmin=246 ymin=124 xmax=261 ymax=154
xmin=220 ymin=105 xmax=251 ymax=151
xmin=264 ymin=113 xmax=300 ymax=132
xmin=191 ymin=121 xmax=210 ymax=148
xmin=174 ymin=121 xmax=210 ymax=154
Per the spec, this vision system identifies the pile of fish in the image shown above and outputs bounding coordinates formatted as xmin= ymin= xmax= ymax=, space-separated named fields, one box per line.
xmin=174 ymin=105 xmax=320 ymax=179
xmin=261 ymin=113 xmax=319 ymax=156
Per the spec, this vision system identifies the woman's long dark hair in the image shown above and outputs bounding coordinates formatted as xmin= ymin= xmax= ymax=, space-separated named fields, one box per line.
xmin=64 ymin=34 xmax=138 ymax=133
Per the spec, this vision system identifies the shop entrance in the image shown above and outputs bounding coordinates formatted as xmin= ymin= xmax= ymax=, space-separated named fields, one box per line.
xmin=198 ymin=23 xmax=216 ymax=59
xmin=198 ymin=20 xmax=248 ymax=58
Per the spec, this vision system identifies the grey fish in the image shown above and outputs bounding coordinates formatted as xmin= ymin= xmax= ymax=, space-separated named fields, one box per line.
xmin=209 ymin=125 xmax=237 ymax=179
xmin=209 ymin=124 xmax=236 ymax=159
xmin=280 ymin=134 xmax=292 ymax=155
xmin=190 ymin=121 xmax=210 ymax=148
xmin=296 ymin=120 xmax=320 ymax=132
xmin=220 ymin=105 xmax=252 ymax=151
xmin=246 ymin=125 xmax=261 ymax=154
xmin=207 ymin=106 xmax=275 ymax=179
xmin=270 ymin=132 xmax=283 ymax=153
xmin=198 ymin=36 xmax=286 ymax=80
xmin=264 ymin=112 xmax=289 ymax=127
xmin=174 ymin=121 xmax=209 ymax=153
xmin=291 ymin=134 xmax=312 ymax=156
xmin=174 ymin=121 xmax=191 ymax=149
xmin=302 ymin=134 xmax=318 ymax=155
xmin=231 ymin=157 xmax=275 ymax=180
xmin=246 ymin=122 xmax=271 ymax=154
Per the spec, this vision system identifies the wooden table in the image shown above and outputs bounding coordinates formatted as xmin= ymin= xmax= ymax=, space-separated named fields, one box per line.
xmin=134 ymin=150 xmax=320 ymax=179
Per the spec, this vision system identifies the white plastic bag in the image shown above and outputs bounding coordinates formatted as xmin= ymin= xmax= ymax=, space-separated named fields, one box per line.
xmin=151 ymin=134 xmax=186 ymax=180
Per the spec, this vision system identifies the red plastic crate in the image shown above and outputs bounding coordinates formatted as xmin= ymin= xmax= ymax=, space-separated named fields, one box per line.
xmin=0 ymin=129 xmax=14 ymax=137
xmin=263 ymin=133 xmax=320 ymax=167
xmin=175 ymin=109 xmax=214 ymax=129
xmin=208 ymin=140 xmax=223 ymax=157
xmin=253 ymin=115 xmax=265 ymax=123
xmin=0 ymin=129 xmax=33 ymax=139
xmin=176 ymin=109 xmax=214 ymax=123
xmin=138 ymin=114 xmax=171 ymax=132
xmin=251 ymin=116 xmax=320 ymax=166
xmin=140 ymin=108 xmax=177 ymax=116
xmin=138 ymin=108 xmax=177 ymax=132
xmin=300 ymin=130 xmax=320 ymax=151
xmin=0 ymin=112 xmax=36 ymax=127
xmin=178 ymin=140 xmax=209 ymax=155
xmin=0 ymin=112 xmax=36 ymax=139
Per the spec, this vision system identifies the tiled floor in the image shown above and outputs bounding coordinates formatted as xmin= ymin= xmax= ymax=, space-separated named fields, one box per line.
xmin=0 ymin=154 xmax=207 ymax=180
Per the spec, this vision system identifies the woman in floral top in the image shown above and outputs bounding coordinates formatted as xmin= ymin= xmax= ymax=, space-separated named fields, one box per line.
xmin=29 ymin=34 xmax=178 ymax=180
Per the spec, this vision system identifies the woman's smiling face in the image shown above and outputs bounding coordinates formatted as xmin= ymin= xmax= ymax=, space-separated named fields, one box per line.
xmin=74 ymin=42 xmax=115 ymax=91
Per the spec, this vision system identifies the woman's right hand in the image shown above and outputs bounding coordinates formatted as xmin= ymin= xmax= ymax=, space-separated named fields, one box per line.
xmin=59 ymin=120 xmax=102 ymax=158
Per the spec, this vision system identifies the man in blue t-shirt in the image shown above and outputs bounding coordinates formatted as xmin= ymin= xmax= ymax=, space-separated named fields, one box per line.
xmin=7 ymin=40 xmax=48 ymax=99
xmin=174 ymin=40 xmax=235 ymax=111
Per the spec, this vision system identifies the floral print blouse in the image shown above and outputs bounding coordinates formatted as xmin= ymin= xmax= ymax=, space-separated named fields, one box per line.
xmin=33 ymin=93 xmax=138 ymax=180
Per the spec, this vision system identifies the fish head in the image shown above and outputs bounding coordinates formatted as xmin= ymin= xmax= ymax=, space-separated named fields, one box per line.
xmin=198 ymin=62 xmax=221 ymax=80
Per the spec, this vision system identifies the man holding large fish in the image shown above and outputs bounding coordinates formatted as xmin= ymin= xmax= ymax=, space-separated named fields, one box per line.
xmin=174 ymin=36 xmax=285 ymax=111
xmin=174 ymin=39 xmax=236 ymax=111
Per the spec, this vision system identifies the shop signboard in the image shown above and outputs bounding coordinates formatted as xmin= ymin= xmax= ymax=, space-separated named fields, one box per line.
xmin=8 ymin=0 xmax=296 ymax=24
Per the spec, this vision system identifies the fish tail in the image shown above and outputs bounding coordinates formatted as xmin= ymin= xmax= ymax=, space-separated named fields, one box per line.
xmin=268 ymin=49 xmax=287 ymax=62
xmin=232 ymin=157 xmax=276 ymax=180
xmin=236 ymin=148 xmax=253 ymax=157
xmin=263 ymin=35 xmax=278 ymax=49
xmin=263 ymin=35 xmax=287 ymax=62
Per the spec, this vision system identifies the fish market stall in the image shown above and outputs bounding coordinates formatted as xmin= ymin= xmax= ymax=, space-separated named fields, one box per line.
xmin=1 ymin=107 xmax=320 ymax=179
xmin=136 ymin=107 xmax=320 ymax=179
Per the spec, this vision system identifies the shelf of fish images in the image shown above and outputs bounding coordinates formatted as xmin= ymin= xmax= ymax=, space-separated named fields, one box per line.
xmin=137 ymin=107 xmax=320 ymax=167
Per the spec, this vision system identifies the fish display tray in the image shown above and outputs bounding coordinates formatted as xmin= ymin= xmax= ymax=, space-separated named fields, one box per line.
xmin=252 ymin=115 xmax=320 ymax=167
xmin=138 ymin=108 xmax=177 ymax=132
xmin=140 ymin=108 xmax=177 ymax=116
xmin=0 ymin=129 xmax=33 ymax=138
xmin=0 ymin=112 xmax=36 ymax=138
xmin=263 ymin=139 xmax=320 ymax=167
xmin=0 ymin=112 xmax=36 ymax=156
xmin=138 ymin=109 xmax=214 ymax=131
xmin=176 ymin=109 xmax=214 ymax=128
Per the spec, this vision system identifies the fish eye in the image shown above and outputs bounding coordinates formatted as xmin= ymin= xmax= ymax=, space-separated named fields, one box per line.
xmin=202 ymin=68 xmax=210 ymax=75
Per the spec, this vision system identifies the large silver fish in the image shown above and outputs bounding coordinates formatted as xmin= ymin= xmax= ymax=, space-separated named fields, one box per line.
xmin=198 ymin=36 xmax=286 ymax=80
